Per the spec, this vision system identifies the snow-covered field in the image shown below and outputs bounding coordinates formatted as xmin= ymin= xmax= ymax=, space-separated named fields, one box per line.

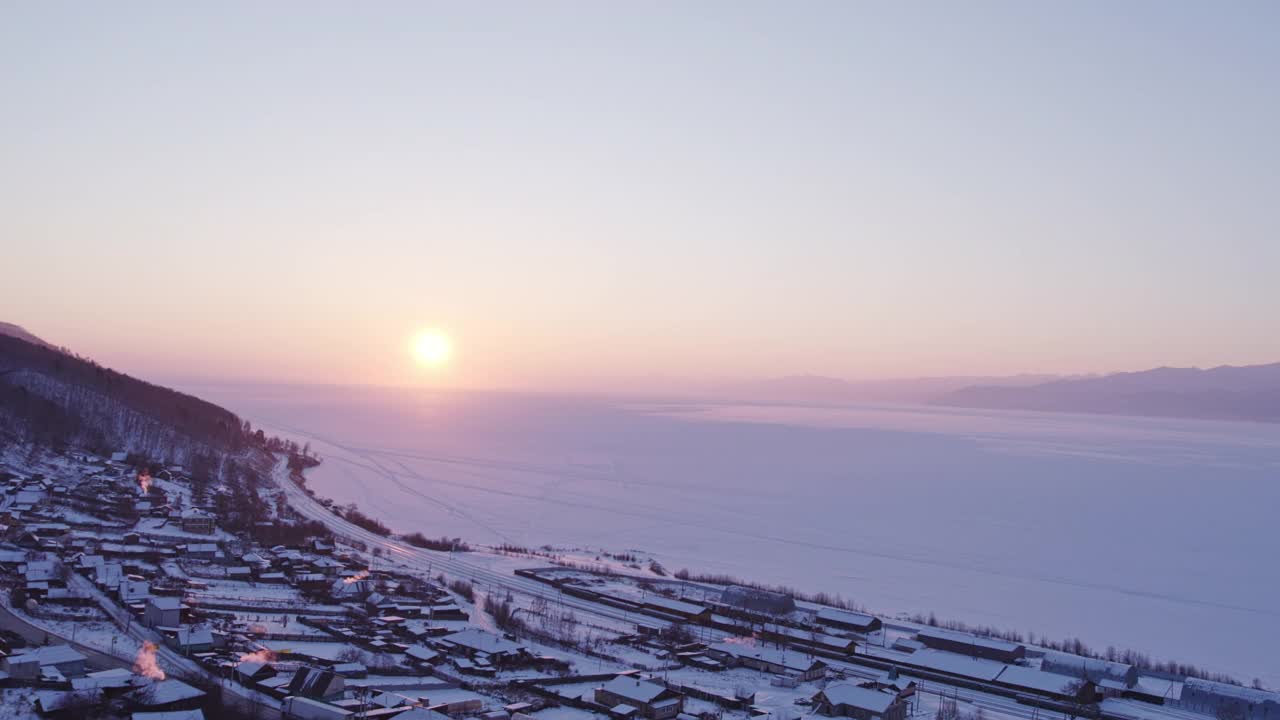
xmin=188 ymin=383 xmax=1280 ymax=687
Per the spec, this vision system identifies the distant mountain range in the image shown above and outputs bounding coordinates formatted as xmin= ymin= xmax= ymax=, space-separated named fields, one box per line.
xmin=934 ymin=363 xmax=1280 ymax=423
xmin=715 ymin=373 xmax=1067 ymax=405
xmin=720 ymin=363 xmax=1280 ymax=423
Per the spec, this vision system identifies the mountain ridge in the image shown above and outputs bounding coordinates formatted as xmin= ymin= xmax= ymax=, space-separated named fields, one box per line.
xmin=935 ymin=362 xmax=1280 ymax=423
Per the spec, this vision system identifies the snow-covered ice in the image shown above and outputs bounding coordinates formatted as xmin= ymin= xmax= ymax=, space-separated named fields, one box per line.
xmin=188 ymin=384 xmax=1280 ymax=687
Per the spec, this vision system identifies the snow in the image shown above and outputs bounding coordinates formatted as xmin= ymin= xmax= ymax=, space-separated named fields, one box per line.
xmin=190 ymin=384 xmax=1280 ymax=687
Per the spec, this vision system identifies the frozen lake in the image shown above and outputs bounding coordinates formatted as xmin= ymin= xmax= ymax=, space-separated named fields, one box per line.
xmin=191 ymin=383 xmax=1280 ymax=686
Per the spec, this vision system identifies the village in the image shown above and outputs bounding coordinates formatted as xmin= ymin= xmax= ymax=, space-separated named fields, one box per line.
xmin=0 ymin=446 xmax=1275 ymax=720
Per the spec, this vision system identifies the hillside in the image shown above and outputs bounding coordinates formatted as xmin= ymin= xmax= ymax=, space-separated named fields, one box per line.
xmin=0 ymin=321 xmax=59 ymax=350
xmin=935 ymin=363 xmax=1280 ymax=423
xmin=0 ymin=326 xmax=249 ymax=463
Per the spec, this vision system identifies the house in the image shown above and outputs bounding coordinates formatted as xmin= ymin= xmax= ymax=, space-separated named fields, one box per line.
xmin=71 ymin=668 xmax=138 ymax=693
xmin=184 ymin=543 xmax=218 ymax=560
xmin=120 ymin=578 xmax=152 ymax=603
xmin=35 ymin=688 xmax=105 ymax=718
xmin=915 ymin=628 xmax=1025 ymax=663
xmin=706 ymin=642 xmax=827 ymax=680
xmin=96 ymin=562 xmax=124 ymax=589
xmin=127 ymin=679 xmax=206 ymax=711
xmin=595 ymin=676 xmax=685 ymax=720
xmin=813 ymin=683 xmax=908 ymax=720
xmin=171 ymin=625 xmax=214 ymax=654
xmin=287 ymin=666 xmax=346 ymax=701
xmin=180 ymin=508 xmax=215 ymax=535
xmin=235 ymin=661 xmax=278 ymax=685
xmin=439 ymin=628 xmax=528 ymax=665
xmin=144 ymin=596 xmax=183 ymax=628
xmin=3 ymin=644 xmax=89 ymax=679
xmin=816 ymin=608 xmax=883 ymax=634
xmin=405 ymin=645 xmax=441 ymax=665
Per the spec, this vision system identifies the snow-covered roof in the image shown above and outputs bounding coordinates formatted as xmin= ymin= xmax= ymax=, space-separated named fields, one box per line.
xmin=406 ymin=645 xmax=440 ymax=662
xmin=441 ymin=628 xmax=524 ymax=655
xmin=917 ymin=628 xmax=1024 ymax=654
xmin=996 ymin=665 xmax=1083 ymax=695
xmin=132 ymin=678 xmax=206 ymax=706
xmin=600 ymin=675 xmax=670 ymax=704
xmin=709 ymin=641 xmax=823 ymax=672
xmin=1183 ymin=678 xmax=1280 ymax=705
xmin=1040 ymin=650 xmax=1135 ymax=683
xmin=816 ymin=607 xmax=879 ymax=628
xmin=72 ymin=667 xmax=138 ymax=690
xmin=643 ymin=596 xmax=707 ymax=616
xmin=905 ymin=649 xmax=1005 ymax=682
xmin=821 ymin=683 xmax=897 ymax=713
xmin=148 ymin=596 xmax=181 ymax=611
xmin=176 ymin=626 xmax=213 ymax=646
xmin=9 ymin=644 xmax=87 ymax=667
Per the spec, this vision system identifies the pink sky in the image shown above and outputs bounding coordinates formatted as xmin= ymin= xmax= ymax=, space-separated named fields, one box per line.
xmin=3 ymin=4 xmax=1278 ymax=390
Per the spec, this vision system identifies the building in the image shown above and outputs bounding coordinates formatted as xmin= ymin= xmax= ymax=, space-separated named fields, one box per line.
xmin=144 ymin=596 xmax=182 ymax=628
xmin=595 ymin=676 xmax=685 ymax=720
xmin=171 ymin=625 xmax=214 ymax=653
xmin=816 ymin=608 xmax=882 ymax=634
xmin=184 ymin=543 xmax=218 ymax=560
xmin=127 ymin=679 xmax=207 ymax=712
xmin=641 ymin=596 xmax=712 ymax=623
xmin=707 ymin=642 xmax=827 ymax=680
xmin=119 ymin=578 xmax=151 ymax=603
xmin=720 ymin=586 xmax=796 ymax=615
xmin=915 ymin=628 xmax=1025 ymax=663
xmin=439 ymin=628 xmax=528 ymax=665
xmin=180 ymin=508 xmax=215 ymax=535
xmin=760 ymin=624 xmax=858 ymax=655
xmin=1039 ymin=651 xmax=1137 ymax=686
xmin=1178 ymin=679 xmax=1280 ymax=720
xmin=3 ymin=644 xmax=89 ymax=679
xmin=813 ymin=683 xmax=908 ymax=720
xmin=286 ymin=666 xmax=346 ymax=702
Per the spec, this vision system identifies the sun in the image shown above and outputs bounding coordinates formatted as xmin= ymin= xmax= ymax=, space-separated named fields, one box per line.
xmin=411 ymin=329 xmax=452 ymax=368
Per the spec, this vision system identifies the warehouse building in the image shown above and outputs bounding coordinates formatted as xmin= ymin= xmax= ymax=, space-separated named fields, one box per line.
xmin=916 ymin=628 xmax=1025 ymax=663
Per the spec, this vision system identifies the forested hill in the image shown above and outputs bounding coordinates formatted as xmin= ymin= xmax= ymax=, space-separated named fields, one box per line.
xmin=0 ymin=329 xmax=248 ymax=463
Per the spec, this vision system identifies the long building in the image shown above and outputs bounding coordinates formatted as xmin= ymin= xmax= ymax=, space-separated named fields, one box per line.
xmin=916 ymin=628 xmax=1025 ymax=663
xmin=816 ymin=608 xmax=882 ymax=634
xmin=1178 ymin=678 xmax=1280 ymax=720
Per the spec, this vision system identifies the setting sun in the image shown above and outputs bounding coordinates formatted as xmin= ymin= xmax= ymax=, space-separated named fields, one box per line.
xmin=411 ymin=329 xmax=452 ymax=368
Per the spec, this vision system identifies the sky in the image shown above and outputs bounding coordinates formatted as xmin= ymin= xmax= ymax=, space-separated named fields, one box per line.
xmin=2 ymin=2 xmax=1278 ymax=391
